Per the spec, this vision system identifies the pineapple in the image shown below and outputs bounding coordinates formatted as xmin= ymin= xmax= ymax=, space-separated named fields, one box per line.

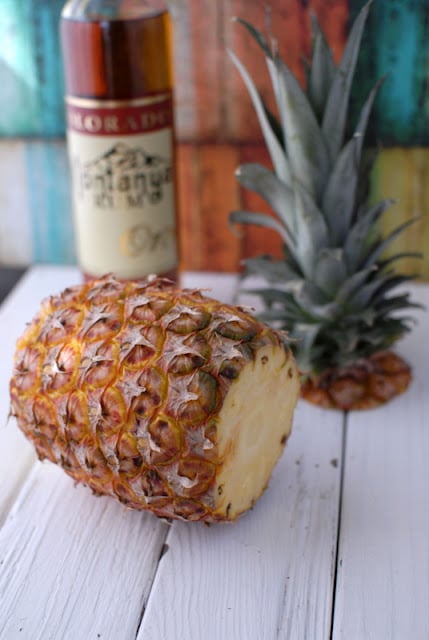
xmin=229 ymin=1 xmax=421 ymax=410
xmin=9 ymin=275 xmax=299 ymax=522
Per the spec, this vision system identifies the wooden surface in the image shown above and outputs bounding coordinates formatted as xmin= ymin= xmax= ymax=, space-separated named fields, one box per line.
xmin=0 ymin=265 xmax=428 ymax=639
xmin=1 ymin=1 xmax=429 ymax=277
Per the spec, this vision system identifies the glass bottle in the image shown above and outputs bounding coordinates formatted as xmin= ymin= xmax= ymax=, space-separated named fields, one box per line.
xmin=60 ymin=0 xmax=179 ymax=281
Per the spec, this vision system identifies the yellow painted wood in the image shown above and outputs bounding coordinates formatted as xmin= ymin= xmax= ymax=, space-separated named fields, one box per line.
xmin=371 ymin=148 xmax=429 ymax=280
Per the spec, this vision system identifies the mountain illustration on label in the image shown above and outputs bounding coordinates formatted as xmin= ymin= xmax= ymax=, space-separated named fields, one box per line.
xmin=75 ymin=142 xmax=173 ymax=209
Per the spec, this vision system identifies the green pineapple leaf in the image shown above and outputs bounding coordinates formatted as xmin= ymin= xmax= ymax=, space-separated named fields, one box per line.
xmin=228 ymin=48 xmax=291 ymax=186
xmin=335 ymin=266 xmax=376 ymax=305
xmin=235 ymin=163 xmax=295 ymax=233
xmin=229 ymin=210 xmax=295 ymax=252
xmin=293 ymin=184 xmax=330 ymax=277
xmin=363 ymin=217 xmax=420 ymax=269
xmin=233 ymin=17 xmax=272 ymax=58
xmin=344 ymin=200 xmax=395 ymax=271
xmin=307 ymin=12 xmax=336 ymax=119
xmin=229 ymin=0 xmax=421 ymax=385
xmin=322 ymin=0 xmax=372 ymax=163
xmin=313 ymin=248 xmax=348 ymax=297
xmin=243 ymin=255 xmax=301 ymax=283
xmin=274 ymin=54 xmax=330 ymax=200
xmin=322 ymin=78 xmax=385 ymax=242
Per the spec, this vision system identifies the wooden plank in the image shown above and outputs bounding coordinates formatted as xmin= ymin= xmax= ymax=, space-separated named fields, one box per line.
xmin=224 ymin=0 xmax=348 ymax=141
xmin=224 ymin=0 xmax=308 ymax=142
xmin=0 ymin=0 xmax=65 ymax=137
xmin=178 ymin=143 xmax=242 ymax=272
xmin=138 ymin=402 xmax=344 ymax=640
xmin=0 ymin=140 xmax=74 ymax=267
xmin=25 ymin=140 xmax=75 ymax=265
xmin=371 ymin=147 xmax=429 ymax=279
xmin=0 ymin=265 xmax=80 ymax=526
xmin=171 ymin=4 xmax=197 ymax=140
xmin=350 ymin=0 xmax=429 ymax=146
xmin=332 ymin=283 xmax=429 ymax=639
xmin=176 ymin=144 xmax=203 ymax=272
xmin=199 ymin=144 xmax=242 ymax=271
xmin=0 ymin=141 xmax=32 ymax=266
xmin=184 ymin=1 xmax=223 ymax=140
xmin=0 ymin=462 xmax=168 ymax=639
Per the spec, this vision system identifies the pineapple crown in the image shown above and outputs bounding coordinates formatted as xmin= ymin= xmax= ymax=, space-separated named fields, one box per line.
xmin=228 ymin=1 xmax=422 ymax=374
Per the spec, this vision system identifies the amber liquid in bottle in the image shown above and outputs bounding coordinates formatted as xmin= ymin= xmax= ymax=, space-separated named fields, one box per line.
xmin=61 ymin=2 xmax=179 ymax=281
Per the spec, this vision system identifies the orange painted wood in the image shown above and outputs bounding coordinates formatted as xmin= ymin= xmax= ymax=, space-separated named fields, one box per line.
xmin=174 ymin=1 xmax=350 ymax=272
xmin=221 ymin=0 xmax=348 ymax=141
xmin=177 ymin=143 xmax=242 ymax=272
xmin=198 ymin=144 xmax=242 ymax=271
xmin=172 ymin=2 xmax=223 ymax=141
xmin=176 ymin=144 xmax=202 ymax=271
xmin=309 ymin=0 xmax=349 ymax=64
xmin=371 ymin=148 xmax=429 ymax=278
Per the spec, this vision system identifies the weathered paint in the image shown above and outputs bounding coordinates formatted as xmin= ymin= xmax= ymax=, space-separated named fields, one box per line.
xmin=351 ymin=0 xmax=429 ymax=145
xmin=371 ymin=147 xmax=429 ymax=277
xmin=25 ymin=141 xmax=75 ymax=265
xmin=0 ymin=0 xmax=65 ymax=137
xmin=0 ymin=0 xmax=428 ymax=278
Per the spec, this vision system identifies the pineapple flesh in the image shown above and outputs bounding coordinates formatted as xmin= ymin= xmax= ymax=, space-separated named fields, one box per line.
xmin=10 ymin=275 xmax=299 ymax=523
xmin=229 ymin=2 xmax=421 ymax=410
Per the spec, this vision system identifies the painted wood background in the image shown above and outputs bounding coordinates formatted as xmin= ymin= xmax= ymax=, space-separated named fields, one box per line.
xmin=0 ymin=0 xmax=428 ymax=277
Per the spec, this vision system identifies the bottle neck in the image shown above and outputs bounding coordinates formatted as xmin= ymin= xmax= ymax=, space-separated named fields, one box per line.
xmin=62 ymin=0 xmax=168 ymax=21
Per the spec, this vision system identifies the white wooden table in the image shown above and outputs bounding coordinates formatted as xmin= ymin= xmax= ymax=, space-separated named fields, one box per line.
xmin=0 ymin=265 xmax=428 ymax=640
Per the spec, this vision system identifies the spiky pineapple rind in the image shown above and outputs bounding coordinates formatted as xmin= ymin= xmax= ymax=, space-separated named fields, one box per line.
xmin=10 ymin=275 xmax=299 ymax=523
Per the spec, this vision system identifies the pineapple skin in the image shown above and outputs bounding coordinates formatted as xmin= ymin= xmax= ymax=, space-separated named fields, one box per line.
xmin=10 ymin=276 xmax=299 ymax=523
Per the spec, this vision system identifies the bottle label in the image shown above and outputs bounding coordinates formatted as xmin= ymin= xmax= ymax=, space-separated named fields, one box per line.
xmin=65 ymin=93 xmax=177 ymax=279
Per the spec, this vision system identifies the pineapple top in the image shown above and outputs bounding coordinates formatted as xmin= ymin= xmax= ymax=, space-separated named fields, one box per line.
xmin=229 ymin=1 xmax=421 ymax=374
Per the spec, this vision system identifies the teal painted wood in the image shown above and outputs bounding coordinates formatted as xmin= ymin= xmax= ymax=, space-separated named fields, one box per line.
xmin=350 ymin=0 xmax=429 ymax=146
xmin=0 ymin=0 xmax=66 ymax=137
xmin=25 ymin=141 xmax=76 ymax=264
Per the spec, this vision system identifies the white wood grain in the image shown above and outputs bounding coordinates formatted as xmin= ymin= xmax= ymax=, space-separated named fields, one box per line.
xmin=0 ymin=461 xmax=168 ymax=640
xmin=332 ymin=283 xmax=429 ymax=640
xmin=0 ymin=265 xmax=80 ymax=525
xmin=0 ymin=141 xmax=32 ymax=265
xmin=138 ymin=402 xmax=344 ymax=640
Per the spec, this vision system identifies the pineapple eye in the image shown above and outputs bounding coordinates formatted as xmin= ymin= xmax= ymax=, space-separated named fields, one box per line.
xmin=148 ymin=415 xmax=182 ymax=464
xmin=140 ymin=469 xmax=169 ymax=497
xmin=40 ymin=307 xmax=83 ymax=344
xmin=86 ymin=279 xmax=126 ymax=305
xmin=166 ymin=309 xmax=211 ymax=334
xmin=122 ymin=325 xmax=163 ymax=368
xmin=130 ymin=297 xmax=173 ymax=323
xmin=172 ymin=499 xmax=208 ymax=521
xmin=168 ymin=353 xmax=206 ymax=375
xmin=14 ymin=346 xmax=43 ymax=392
xmin=129 ymin=368 xmax=167 ymax=421
xmin=82 ymin=309 xmax=122 ymax=340
xmin=168 ymin=371 xmax=219 ymax=426
xmin=214 ymin=317 xmax=258 ymax=341
xmin=65 ymin=390 xmax=87 ymax=431
xmin=176 ymin=457 xmax=216 ymax=497
xmin=32 ymin=395 xmax=58 ymax=439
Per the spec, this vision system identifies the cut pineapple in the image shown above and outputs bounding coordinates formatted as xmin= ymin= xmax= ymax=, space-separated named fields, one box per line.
xmin=215 ymin=343 xmax=298 ymax=519
xmin=10 ymin=275 xmax=299 ymax=523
